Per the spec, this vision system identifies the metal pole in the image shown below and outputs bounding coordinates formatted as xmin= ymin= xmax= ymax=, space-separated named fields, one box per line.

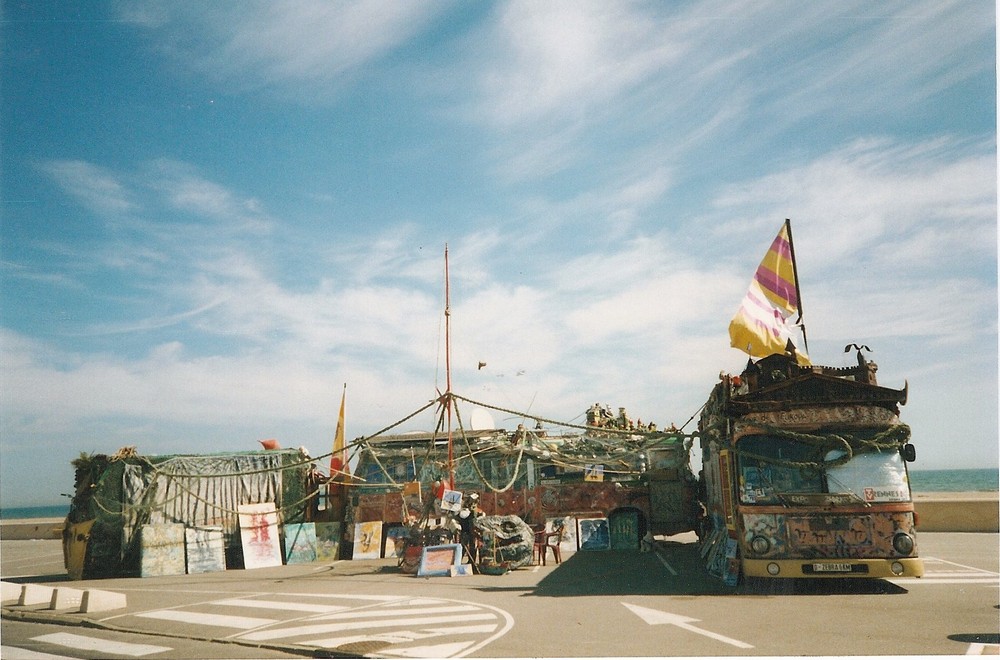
xmin=444 ymin=245 xmax=454 ymax=489
xmin=784 ymin=218 xmax=809 ymax=354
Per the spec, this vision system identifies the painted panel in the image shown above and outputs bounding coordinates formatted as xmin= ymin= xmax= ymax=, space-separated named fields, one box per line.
xmin=417 ymin=544 xmax=462 ymax=577
xmin=185 ymin=527 xmax=226 ymax=574
xmin=314 ymin=522 xmax=342 ymax=561
xmin=139 ymin=524 xmax=186 ymax=577
xmin=577 ymin=517 xmax=610 ymax=551
xmin=237 ymin=503 xmax=283 ymax=569
xmin=283 ymin=522 xmax=318 ymax=564
xmin=352 ymin=521 xmax=383 ymax=560
xmin=383 ymin=524 xmax=410 ymax=559
xmin=609 ymin=509 xmax=640 ymax=550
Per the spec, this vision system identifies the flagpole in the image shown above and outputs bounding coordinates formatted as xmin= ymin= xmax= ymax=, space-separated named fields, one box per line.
xmin=444 ymin=245 xmax=454 ymax=490
xmin=784 ymin=218 xmax=809 ymax=354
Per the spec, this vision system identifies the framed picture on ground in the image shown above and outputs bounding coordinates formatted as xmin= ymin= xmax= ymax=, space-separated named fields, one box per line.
xmin=417 ymin=544 xmax=462 ymax=577
xmin=352 ymin=521 xmax=383 ymax=560
xmin=238 ymin=503 xmax=283 ymax=569
xmin=283 ymin=522 xmax=318 ymax=564
xmin=314 ymin=522 xmax=342 ymax=561
xmin=577 ymin=517 xmax=610 ymax=551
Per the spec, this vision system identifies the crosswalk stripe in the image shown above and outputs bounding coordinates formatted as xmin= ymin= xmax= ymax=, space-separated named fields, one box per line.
xmin=240 ymin=612 xmax=498 ymax=642
xmin=382 ymin=640 xmax=477 ymax=658
xmin=305 ymin=623 xmax=499 ymax=649
xmin=30 ymin=633 xmax=171 ymax=657
xmin=1 ymin=645 xmax=78 ymax=660
xmin=315 ymin=605 xmax=480 ymax=620
xmin=211 ymin=597 xmax=348 ymax=613
xmin=136 ymin=609 xmax=277 ymax=629
xmin=890 ymin=578 xmax=998 ymax=585
xmin=272 ymin=592 xmax=399 ymax=601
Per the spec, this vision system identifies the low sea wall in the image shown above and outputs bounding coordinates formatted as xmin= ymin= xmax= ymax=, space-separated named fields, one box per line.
xmin=912 ymin=492 xmax=998 ymax=533
xmin=1 ymin=494 xmax=996 ymax=541
xmin=1 ymin=518 xmax=64 ymax=541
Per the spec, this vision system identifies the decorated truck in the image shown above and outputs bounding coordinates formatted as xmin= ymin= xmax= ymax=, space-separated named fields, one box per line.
xmin=697 ymin=347 xmax=924 ymax=583
xmin=344 ymin=397 xmax=699 ymax=568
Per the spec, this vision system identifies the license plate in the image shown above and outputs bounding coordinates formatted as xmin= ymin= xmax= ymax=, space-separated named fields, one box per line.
xmin=813 ymin=562 xmax=853 ymax=572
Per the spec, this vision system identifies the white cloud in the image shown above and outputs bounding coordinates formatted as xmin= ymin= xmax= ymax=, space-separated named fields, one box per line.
xmin=711 ymin=137 xmax=996 ymax=271
xmin=468 ymin=1 xmax=683 ymax=127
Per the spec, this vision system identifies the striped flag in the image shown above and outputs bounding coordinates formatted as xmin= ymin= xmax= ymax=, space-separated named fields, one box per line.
xmin=729 ymin=220 xmax=809 ymax=363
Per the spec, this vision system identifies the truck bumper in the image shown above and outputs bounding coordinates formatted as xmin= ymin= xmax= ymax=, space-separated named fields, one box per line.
xmin=743 ymin=557 xmax=925 ymax=579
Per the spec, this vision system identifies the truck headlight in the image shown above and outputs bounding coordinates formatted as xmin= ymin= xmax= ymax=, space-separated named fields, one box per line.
xmin=892 ymin=532 xmax=914 ymax=555
xmin=750 ymin=535 xmax=770 ymax=555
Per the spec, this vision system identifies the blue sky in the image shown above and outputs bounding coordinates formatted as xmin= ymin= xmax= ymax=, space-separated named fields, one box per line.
xmin=1 ymin=1 xmax=996 ymax=507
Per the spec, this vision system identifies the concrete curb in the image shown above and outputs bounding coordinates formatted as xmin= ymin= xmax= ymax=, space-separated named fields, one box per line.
xmin=914 ymin=498 xmax=998 ymax=533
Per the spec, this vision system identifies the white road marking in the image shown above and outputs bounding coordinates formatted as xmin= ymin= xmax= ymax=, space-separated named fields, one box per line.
xmin=29 ymin=633 xmax=171 ymax=657
xmin=888 ymin=556 xmax=999 ymax=586
xmin=382 ymin=641 xmax=477 ymax=657
xmin=891 ymin=578 xmax=999 ymax=585
xmin=240 ymin=612 xmax=498 ymax=641
xmin=211 ymin=597 xmax=348 ymax=613
xmin=117 ymin=592 xmax=512 ymax=658
xmin=136 ymin=609 xmax=277 ymax=629
xmin=623 ymin=603 xmax=754 ymax=649
xmin=305 ymin=624 xmax=498 ymax=650
xmin=314 ymin=604 xmax=481 ymax=620
xmin=1 ymin=646 xmax=78 ymax=660
xmin=273 ymin=592 xmax=400 ymax=601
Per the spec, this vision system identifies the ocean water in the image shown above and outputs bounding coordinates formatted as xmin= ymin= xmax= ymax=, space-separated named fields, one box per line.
xmin=908 ymin=468 xmax=998 ymax=494
xmin=0 ymin=504 xmax=70 ymax=520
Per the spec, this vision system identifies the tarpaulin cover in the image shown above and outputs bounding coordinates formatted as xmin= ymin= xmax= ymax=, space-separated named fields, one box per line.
xmin=66 ymin=450 xmax=310 ymax=579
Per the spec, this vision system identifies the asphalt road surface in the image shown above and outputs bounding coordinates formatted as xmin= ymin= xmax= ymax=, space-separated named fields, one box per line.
xmin=2 ymin=532 xmax=997 ymax=658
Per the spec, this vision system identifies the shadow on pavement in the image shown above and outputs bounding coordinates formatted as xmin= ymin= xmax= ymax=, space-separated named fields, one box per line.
xmin=2 ymin=574 xmax=70 ymax=585
xmin=476 ymin=539 xmax=909 ymax=597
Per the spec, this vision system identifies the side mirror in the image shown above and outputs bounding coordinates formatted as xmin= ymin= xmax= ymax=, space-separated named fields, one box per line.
xmin=902 ymin=443 xmax=916 ymax=462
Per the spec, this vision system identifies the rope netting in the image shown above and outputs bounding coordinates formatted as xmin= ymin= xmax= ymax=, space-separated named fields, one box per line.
xmin=710 ymin=420 xmax=912 ymax=471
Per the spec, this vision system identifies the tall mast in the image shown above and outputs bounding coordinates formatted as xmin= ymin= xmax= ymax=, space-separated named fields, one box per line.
xmin=784 ymin=218 xmax=809 ymax=354
xmin=444 ymin=245 xmax=454 ymax=489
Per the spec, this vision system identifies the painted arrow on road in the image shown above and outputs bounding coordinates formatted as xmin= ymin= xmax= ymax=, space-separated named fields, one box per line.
xmin=622 ymin=603 xmax=754 ymax=649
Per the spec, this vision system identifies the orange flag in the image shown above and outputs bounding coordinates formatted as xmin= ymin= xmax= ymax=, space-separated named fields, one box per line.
xmin=329 ymin=385 xmax=349 ymax=482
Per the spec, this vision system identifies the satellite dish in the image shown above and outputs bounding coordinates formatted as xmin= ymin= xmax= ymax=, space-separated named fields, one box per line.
xmin=469 ymin=407 xmax=495 ymax=430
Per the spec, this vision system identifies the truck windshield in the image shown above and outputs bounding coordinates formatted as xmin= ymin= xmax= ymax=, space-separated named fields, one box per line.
xmin=737 ymin=431 xmax=910 ymax=505
xmin=824 ymin=448 xmax=910 ymax=502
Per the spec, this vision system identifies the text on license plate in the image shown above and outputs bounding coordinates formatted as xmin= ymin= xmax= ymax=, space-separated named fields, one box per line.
xmin=813 ymin=562 xmax=853 ymax=572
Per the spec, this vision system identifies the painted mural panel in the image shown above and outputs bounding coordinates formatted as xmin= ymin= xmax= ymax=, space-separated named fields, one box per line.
xmin=353 ymin=521 xmax=383 ymax=560
xmin=578 ymin=517 xmax=610 ymax=551
xmin=314 ymin=522 xmax=342 ymax=561
xmin=238 ymin=503 xmax=283 ymax=569
xmin=284 ymin=522 xmax=318 ymax=564
xmin=139 ymin=523 xmax=186 ymax=577
xmin=384 ymin=524 xmax=409 ymax=559
xmin=185 ymin=527 xmax=226 ymax=574
xmin=546 ymin=515 xmax=577 ymax=553
xmin=609 ymin=509 xmax=640 ymax=550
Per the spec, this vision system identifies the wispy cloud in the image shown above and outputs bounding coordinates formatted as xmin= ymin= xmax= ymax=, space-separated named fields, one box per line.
xmin=119 ymin=0 xmax=449 ymax=97
xmin=40 ymin=160 xmax=136 ymax=216
xmin=711 ymin=136 xmax=996 ymax=272
xmin=144 ymin=159 xmax=274 ymax=234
